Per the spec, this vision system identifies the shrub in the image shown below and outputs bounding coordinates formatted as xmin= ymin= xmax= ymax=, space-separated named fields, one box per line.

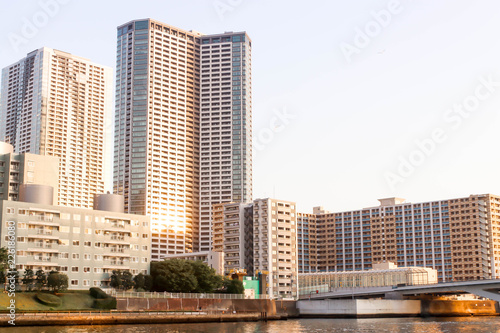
xmin=89 ymin=287 xmax=108 ymax=299
xmin=36 ymin=293 xmax=62 ymax=307
xmin=93 ymin=297 xmax=117 ymax=309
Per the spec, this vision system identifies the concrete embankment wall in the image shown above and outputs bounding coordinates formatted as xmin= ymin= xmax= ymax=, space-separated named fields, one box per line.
xmin=297 ymin=299 xmax=499 ymax=317
xmin=298 ymin=299 xmax=421 ymax=318
xmin=0 ymin=313 xmax=262 ymax=327
xmin=421 ymin=300 xmax=499 ymax=316
xmin=117 ymin=298 xmax=299 ymax=317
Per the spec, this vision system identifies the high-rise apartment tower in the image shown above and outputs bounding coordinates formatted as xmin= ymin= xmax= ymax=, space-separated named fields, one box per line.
xmin=0 ymin=47 xmax=112 ymax=208
xmin=114 ymin=19 xmax=252 ymax=259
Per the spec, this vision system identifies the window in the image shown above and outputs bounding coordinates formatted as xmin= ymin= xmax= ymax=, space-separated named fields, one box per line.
xmin=6 ymin=208 xmax=14 ymax=214
xmin=142 ymin=245 xmax=148 ymax=251
xmin=95 ymin=255 xmax=103 ymax=261
xmin=84 ymin=254 xmax=91 ymax=260
xmin=94 ymin=267 xmax=102 ymax=273
xmin=83 ymin=267 xmax=90 ymax=273
xmin=72 ymin=254 xmax=80 ymax=259
xmin=142 ymin=257 xmax=148 ymax=263
xmin=60 ymin=226 xmax=70 ymax=233
xmin=93 ymin=281 xmax=101 ymax=287
xmin=71 ymin=280 xmax=78 ymax=286
xmin=84 ymin=229 xmax=91 ymax=235
xmin=72 ymin=241 xmax=80 ymax=246
xmin=84 ymin=241 xmax=91 ymax=247
xmin=73 ymin=228 xmax=80 ymax=234
xmin=60 ymin=266 xmax=68 ymax=272
xmin=59 ymin=253 xmax=69 ymax=259
xmin=17 ymin=223 xmax=26 ymax=229
xmin=71 ymin=267 xmax=79 ymax=272
xmin=83 ymin=280 xmax=90 ymax=287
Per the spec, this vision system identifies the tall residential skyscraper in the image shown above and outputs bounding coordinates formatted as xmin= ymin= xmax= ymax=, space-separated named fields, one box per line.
xmin=198 ymin=31 xmax=252 ymax=251
xmin=0 ymin=47 xmax=112 ymax=208
xmin=114 ymin=19 xmax=252 ymax=259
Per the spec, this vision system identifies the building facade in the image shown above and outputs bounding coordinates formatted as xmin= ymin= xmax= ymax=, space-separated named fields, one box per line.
xmin=212 ymin=202 xmax=253 ymax=275
xmin=114 ymin=19 xmax=252 ymax=259
xmin=297 ymin=194 xmax=500 ymax=282
xmin=162 ymin=250 xmax=225 ymax=275
xmin=298 ymin=262 xmax=438 ymax=297
xmin=0 ymin=142 xmax=59 ymax=204
xmin=198 ymin=31 xmax=252 ymax=252
xmin=0 ymin=47 xmax=112 ymax=209
xmin=0 ymin=199 xmax=150 ymax=290
xmin=253 ymin=198 xmax=298 ymax=299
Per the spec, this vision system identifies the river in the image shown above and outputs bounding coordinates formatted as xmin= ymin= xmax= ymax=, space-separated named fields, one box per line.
xmin=1 ymin=317 xmax=500 ymax=332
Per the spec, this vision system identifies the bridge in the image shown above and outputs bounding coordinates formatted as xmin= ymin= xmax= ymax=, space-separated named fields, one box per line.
xmin=302 ymin=279 xmax=500 ymax=302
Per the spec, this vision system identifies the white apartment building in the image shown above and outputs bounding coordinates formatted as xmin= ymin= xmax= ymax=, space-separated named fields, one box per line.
xmin=253 ymin=198 xmax=298 ymax=299
xmin=0 ymin=47 xmax=112 ymax=209
xmin=162 ymin=250 xmax=225 ymax=275
xmin=0 ymin=199 xmax=150 ymax=290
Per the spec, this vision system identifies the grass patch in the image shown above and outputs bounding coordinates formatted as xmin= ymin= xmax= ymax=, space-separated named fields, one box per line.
xmin=35 ymin=293 xmax=62 ymax=307
xmin=0 ymin=292 xmax=97 ymax=311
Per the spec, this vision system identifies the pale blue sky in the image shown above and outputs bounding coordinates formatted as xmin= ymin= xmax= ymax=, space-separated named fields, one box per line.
xmin=1 ymin=0 xmax=500 ymax=213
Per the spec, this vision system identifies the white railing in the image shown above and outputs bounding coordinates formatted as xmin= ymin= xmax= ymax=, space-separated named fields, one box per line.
xmin=105 ymin=290 xmax=271 ymax=300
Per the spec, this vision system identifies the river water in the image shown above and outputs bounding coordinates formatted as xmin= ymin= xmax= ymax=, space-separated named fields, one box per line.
xmin=1 ymin=317 xmax=500 ymax=333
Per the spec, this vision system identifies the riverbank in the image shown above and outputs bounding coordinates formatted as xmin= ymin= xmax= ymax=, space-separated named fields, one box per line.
xmin=0 ymin=311 xmax=288 ymax=327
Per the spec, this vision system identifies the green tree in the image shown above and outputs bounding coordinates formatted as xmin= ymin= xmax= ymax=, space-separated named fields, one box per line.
xmin=47 ymin=272 xmax=68 ymax=293
xmin=151 ymin=259 xmax=198 ymax=292
xmin=221 ymin=277 xmax=245 ymax=294
xmin=35 ymin=269 xmax=46 ymax=291
xmin=133 ymin=273 xmax=145 ymax=291
xmin=110 ymin=270 xmax=123 ymax=290
xmin=22 ymin=268 xmax=35 ymax=291
xmin=191 ymin=260 xmax=223 ymax=293
xmin=121 ymin=271 xmax=134 ymax=291
xmin=144 ymin=274 xmax=153 ymax=292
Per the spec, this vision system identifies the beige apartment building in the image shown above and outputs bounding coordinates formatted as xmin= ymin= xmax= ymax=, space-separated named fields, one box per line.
xmin=0 ymin=47 xmax=112 ymax=209
xmin=297 ymin=194 xmax=500 ymax=282
xmin=212 ymin=202 xmax=253 ymax=275
xmin=0 ymin=142 xmax=59 ymax=204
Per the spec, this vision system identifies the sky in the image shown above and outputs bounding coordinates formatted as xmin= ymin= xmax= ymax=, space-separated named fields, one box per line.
xmin=1 ymin=0 xmax=500 ymax=214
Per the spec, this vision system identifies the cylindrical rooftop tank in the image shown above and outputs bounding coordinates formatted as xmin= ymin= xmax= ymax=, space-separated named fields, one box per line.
xmin=0 ymin=142 xmax=14 ymax=154
xmin=93 ymin=193 xmax=124 ymax=213
xmin=19 ymin=184 xmax=54 ymax=205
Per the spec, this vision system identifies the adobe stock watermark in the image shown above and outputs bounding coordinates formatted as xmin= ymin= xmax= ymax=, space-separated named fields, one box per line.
xmin=6 ymin=221 xmax=17 ymax=326
xmin=253 ymin=107 xmax=296 ymax=157
xmin=339 ymin=0 xmax=405 ymax=64
xmin=213 ymin=0 xmax=244 ymax=21
xmin=8 ymin=0 xmax=72 ymax=53
xmin=384 ymin=74 xmax=500 ymax=191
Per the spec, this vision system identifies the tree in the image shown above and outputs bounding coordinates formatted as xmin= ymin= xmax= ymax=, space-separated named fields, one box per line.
xmin=35 ymin=269 xmax=47 ymax=291
xmin=144 ymin=274 xmax=153 ymax=292
xmin=111 ymin=270 xmax=134 ymax=291
xmin=110 ymin=270 xmax=122 ymax=290
xmin=133 ymin=273 xmax=145 ymax=291
xmin=47 ymin=272 xmax=68 ymax=293
xmin=22 ymin=268 xmax=35 ymax=291
xmin=191 ymin=260 xmax=223 ymax=293
xmin=221 ymin=277 xmax=245 ymax=294
xmin=121 ymin=271 xmax=134 ymax=291
xmin=151 ymin=259 xmax=198 ymax=292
